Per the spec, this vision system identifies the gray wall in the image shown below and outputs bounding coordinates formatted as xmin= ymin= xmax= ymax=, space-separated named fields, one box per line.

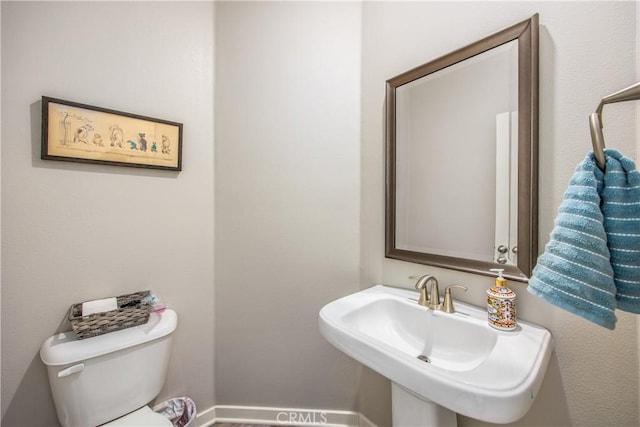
xmin=214 ymin=1 xmax=362 ymax=411
xmin=1 ymin=2 xmax=215 ymax=425
xmin=1 ymin=2 xmax=639 ymax=427
xmin=360 ymin=2 xmax=639 ymax=427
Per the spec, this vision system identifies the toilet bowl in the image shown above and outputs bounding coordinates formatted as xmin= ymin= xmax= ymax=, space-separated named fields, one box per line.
xmin=40 ymin=309 xmax=178 ymax=427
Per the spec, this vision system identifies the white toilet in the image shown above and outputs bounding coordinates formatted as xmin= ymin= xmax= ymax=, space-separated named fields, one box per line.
xmin=40 ymin=309 xmax=178 ymax=427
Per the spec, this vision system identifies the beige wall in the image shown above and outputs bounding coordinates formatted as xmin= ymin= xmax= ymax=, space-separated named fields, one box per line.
xmin=214 ymin=1 xmax=362 ymax=411
xmin=361 ymin=1 xmax=639 ymax=426
xmin=1 ymin=2 xmax=215 ymax=425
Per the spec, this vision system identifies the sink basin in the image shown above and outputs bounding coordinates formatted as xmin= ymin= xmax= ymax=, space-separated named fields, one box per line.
xmin=319 ymin=285 xmax=553 ymax=424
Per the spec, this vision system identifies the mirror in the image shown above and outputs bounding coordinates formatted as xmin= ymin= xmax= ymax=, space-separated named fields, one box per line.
xmin=385 ymin=15 xmax=538 ymax=282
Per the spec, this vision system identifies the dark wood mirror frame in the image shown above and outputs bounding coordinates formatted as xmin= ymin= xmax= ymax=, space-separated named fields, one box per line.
xmin=385 ymin=14 xmax=539 ymax=282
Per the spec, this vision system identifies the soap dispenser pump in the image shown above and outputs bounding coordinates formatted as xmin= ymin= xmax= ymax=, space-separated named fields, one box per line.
xmin=487 ymin=269 xmax=517 ymax=331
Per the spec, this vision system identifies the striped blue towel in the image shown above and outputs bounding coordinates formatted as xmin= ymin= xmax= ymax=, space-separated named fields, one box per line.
xmin=528 ymin=151 xmax=617 ymax=329
xmin=601 ymin=149 xmax=640 ymax=313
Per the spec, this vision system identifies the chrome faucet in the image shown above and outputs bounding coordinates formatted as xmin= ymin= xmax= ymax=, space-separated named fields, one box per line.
xmin=409 ymin=275 xmax=438 ymax=308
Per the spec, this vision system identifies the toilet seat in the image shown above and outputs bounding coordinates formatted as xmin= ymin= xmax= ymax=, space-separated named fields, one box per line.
xmin=102 ymin=405 xmax=173 ymax=426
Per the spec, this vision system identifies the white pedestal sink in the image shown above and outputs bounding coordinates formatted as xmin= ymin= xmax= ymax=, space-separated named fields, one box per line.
xmin=392 ymin=383 xmax=457 ymax=427
xmin=319 ymin=285 xmax=554 ymax=426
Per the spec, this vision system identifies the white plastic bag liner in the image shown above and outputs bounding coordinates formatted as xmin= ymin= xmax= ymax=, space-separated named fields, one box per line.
xmin=153 ymin=397 xmax=197 ymax=427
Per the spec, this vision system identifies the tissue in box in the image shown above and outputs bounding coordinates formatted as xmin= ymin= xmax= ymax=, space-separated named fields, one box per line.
xmin=82 ymin=297 xmax=118 ymax=316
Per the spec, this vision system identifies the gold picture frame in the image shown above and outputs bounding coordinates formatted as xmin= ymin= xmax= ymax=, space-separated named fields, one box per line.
xmin=41 ymin=96 xmax=183 ymax=171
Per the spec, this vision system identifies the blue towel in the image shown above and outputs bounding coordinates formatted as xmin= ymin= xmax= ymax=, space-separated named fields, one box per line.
xmin=528 ymin=151 xmax=617 ymax=329
xmin=529 ymin=149 xmax=640 ymax=328
xmin=601 ymin=149 xmax=640 ymax=313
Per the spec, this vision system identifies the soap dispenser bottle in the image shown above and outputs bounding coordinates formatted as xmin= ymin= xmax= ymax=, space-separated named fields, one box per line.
xmin=487 ymin=268 xmax=517 ymax=331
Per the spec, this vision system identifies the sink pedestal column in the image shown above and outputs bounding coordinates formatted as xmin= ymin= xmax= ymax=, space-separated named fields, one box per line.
xmin=391 ymin=383 xmax=457 ymax=427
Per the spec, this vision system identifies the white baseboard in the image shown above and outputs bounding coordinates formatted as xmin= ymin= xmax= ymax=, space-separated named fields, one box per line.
xmin=196 ymin=405 xmax=377 ymax=427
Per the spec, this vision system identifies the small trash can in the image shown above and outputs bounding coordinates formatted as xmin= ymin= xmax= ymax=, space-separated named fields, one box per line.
xmin=154 ymin=397 xmax=197 ymax=427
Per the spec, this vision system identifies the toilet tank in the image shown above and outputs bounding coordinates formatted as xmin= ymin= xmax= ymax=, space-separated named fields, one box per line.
xmin=40 ymin=309 xmax=178 ymax=427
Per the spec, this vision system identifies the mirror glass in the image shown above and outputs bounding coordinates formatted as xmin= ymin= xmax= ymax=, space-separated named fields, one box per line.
xmin=386 ymin=15 xmax=538 ymax=282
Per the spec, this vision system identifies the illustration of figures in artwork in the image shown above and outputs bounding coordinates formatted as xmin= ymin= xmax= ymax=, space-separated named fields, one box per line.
xmin=161 ymin=135 xmax=171 ymax=154
xmin=57 ymin=109 xmax=172 ymax=157
xmin=48 ymin=101 xmax=179 ymax=169
xmin=73 ymin=124 xmax=93 ymax=144
xmin=109 ymin=125 xmax=124 ymax=148
xmin=92 ymin=134 xmax=104 ymax=146
xmin=59 ymin=111 xmax=93 ymax=146
xmin=138 ymin=133 xmax=148 ymax=152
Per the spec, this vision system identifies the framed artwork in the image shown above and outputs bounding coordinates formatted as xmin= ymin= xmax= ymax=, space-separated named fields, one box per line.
xmin=41 ymin=96 xmax=183 ymax=171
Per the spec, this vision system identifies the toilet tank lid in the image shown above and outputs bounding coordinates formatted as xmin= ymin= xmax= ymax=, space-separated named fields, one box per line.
xmin=40 ymin=309 xmax=177 ymax=366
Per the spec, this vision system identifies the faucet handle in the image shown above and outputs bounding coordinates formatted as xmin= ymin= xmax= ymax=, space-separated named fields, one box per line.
xmin=409 ymin=275 xmax=433 ymax=307
xmin=442 ymin=285 xmax=468 ymax=313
